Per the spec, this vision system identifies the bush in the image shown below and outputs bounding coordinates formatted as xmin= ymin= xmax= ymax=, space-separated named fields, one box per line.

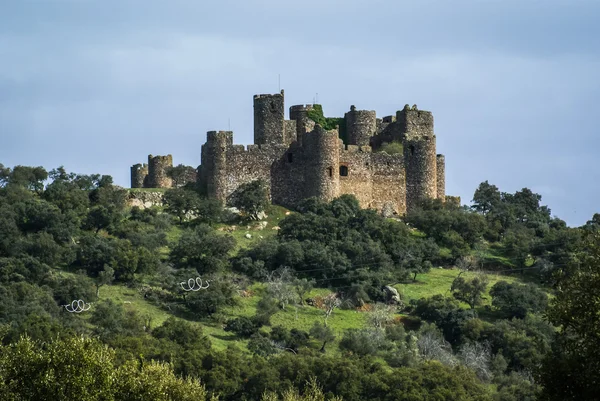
xmin=489 ymin=281 xmax=548 ymax=319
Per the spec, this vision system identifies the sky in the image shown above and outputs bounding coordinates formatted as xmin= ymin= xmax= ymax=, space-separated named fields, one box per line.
xmin=1 ymin=0 xmax=598 ymax=226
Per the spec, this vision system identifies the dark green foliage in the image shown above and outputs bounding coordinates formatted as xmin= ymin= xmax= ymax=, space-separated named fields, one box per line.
xmin=170 ymin=225 xmax=235 ymax=273
xmin=235 ymin=195 xmax=437 ymax=294
xmin=305 ymin=104 xmax=347 ymax=142
xmin=90 ymin=299 xmax=146 ymax=340
xmin=179 ymin=278 xmax=238 ymax=318
xmin=451 ymin=274 xmax=489 ymax=309
xmin=152 ymin=317 xmax=211 ymax=349
xmin=412 ymin=295 xmax=476 ymax=345
xmin=269 ymin=326 xmax=310 ymax=352
xmin=224 ymin=317 xmax=259 ymax=338
xmin=227 ymin=179 xmax=269 ymax=220
xmin=339 ymin=328 xmax=391 ymax=356
xmin=540 ymin=232 xmax=600 ymax=400
xmin=489 ymin=281 xmax=548 ymax=318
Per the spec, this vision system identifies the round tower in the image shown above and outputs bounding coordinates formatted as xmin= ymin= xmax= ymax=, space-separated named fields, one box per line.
xmin=436 ymin=154 xmax=445 ymax=201
xmin=403 ymin=133 xmax=437 ymax=212
xmin=254 ymin=90 xmax=285 ymax=146
xmin=303 ymin=125 xmax=341 ymax=202
xmin=147 ymin=154 xmax=173 ymax=188
xmin=344 ymin=105 xmax=376 ymax=146
xmin=289 ymin=104 xmax=314 ymax=146
xmin=130 ymin=163 xmax=148 ymax=188
xmin=202 ymin=131 xmax=232 ymax=202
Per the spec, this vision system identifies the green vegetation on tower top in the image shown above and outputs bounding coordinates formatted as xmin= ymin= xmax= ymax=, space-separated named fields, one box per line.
xmin=306 ymin=104 xmax=348 ymax=143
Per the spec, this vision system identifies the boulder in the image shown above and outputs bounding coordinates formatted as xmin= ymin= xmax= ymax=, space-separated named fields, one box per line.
xmin=383 ymin=285 xmax=402 ymax=304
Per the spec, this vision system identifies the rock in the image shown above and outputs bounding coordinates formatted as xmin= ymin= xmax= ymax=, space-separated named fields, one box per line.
xmin=126 ymin=190 xmax=164 ymax=209
xmin=245 ymin=233 xmax=252 ymax=239
xmin=272 ymin=226 xmax=280 ymax=230
xmin=256 ymin=221 xmax=268 ymax=230
xmin=256 ymin=211 xmax=268 ymax=220
xmin=381 ymin=202 xmax=395 ymax=218
xmin=383 ymin=285 xmax=402 ymax=304
xmin=285 ymin=211 xmax=291 ymax=215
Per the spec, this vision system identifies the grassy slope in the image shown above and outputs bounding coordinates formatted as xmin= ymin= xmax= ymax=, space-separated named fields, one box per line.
xmin=96 ymin=202 xmax=541 ymax=353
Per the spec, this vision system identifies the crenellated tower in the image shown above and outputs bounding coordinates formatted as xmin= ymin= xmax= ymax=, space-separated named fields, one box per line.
xmin=147 ymin=154 xmax=173 ymax=188
xmin=303 ymin=125 xmax=341 ymax=202
xmin=254 ymin=90 xmax=285 ymax=146
xmin=130 ymin=163 xmax=148 ymax=188
xmin=344 ymin=105 xmax=376 ymax=146
xmin=400 ymin=105 xmax=437 ymax=212
xmin=199 ymin=131 xmax=232 ymax=202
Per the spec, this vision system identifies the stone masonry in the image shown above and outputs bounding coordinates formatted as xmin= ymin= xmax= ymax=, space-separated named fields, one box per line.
xmin=191 ymin=90 xmax=450 ymax=215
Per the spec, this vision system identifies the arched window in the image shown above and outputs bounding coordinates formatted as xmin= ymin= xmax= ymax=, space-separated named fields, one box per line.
xmin=339 ymin=165 xmax=349 ymax=176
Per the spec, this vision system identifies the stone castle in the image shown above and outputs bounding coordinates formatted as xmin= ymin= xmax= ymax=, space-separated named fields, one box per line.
xmin=131 ymin=89 xmax=452 ymax=215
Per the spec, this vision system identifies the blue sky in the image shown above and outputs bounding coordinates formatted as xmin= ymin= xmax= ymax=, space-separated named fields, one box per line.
xmin=1 ymin=0 xmax=598 ymax=225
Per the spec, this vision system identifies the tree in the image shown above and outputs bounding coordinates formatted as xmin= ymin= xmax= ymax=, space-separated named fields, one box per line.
xmin=95 ymin=265 xmax=114 ymax=298
xmin=451 ymin=274 xmax=489 ymax=309
xmin=164 ymin=188 xmax=201 ymax=223
xmin=310 ymin=321 xmax=335 ymax=352
xmin=471 ymin=181 xmax=501 ymax=216
xmin=261 ymin=377 xmax=343 ymax=401
xmin=322 ymin=293 xmax=342 ymax=326
xmin=540 ymin=232 xmax=600 ymax=400
xmin=227 ymin=179 xmax=269 ymax=220
xmin=368 ymin=303 xmax=395 ymax=329
xmin=170 ymin=225 xmax=235 ymax=273
xmin=0 ymin=335 xmax=212 ymax=401
xmin=489 ymin=281 xmax=547 ymax=319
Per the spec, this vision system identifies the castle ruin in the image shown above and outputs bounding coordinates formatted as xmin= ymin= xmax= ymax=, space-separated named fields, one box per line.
xmin=132 ymin=89 xmax=450 ymax=215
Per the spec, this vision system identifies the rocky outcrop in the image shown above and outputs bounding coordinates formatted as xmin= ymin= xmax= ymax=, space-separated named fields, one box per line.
xmin=126 ymin=190 xmax=164 ymax=209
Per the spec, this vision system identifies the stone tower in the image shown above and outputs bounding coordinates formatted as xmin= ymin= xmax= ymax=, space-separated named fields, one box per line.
xmin=130 ymin=163 xmax=148 ymax=188
xmin=344 ymin=105 xmax=376 ymax=146
xmin=400 ymin=105 xmax=437 ymax=212
xmin=147 ymin=154 xmax=174 ymax=188
xmin=303 ymin=125 xmax=341 ymax=202
xmin=254 ymin=90 xmax=285 ymax=146
xmin=289 ymin=104 xmax=316 ymax=146
xmin=199 ymin=131 xmax=232 ymax=201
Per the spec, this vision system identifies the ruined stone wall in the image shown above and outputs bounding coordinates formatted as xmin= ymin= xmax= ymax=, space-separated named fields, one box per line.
xmin=436 ymin=154 xmax=446 ymax=201
xmin=147 ymin=154 xmax=173 ymax=188
xmin=344 ymin=106 xmax=376 ymax=146
xmin=370 ymin=152 xmax=406 ymax=215
xmin=271 ymin=141 xmax=307 ymax=208
xmin=130 ymin=163 xmax=148 ymax=188
xmin=289 ymin=104 xmax=315 ymax=146
xmin=254 ymin=90 xmax=285 ymax=146
xmin=403 ymin=133 xmax=437 ymax=212
xmin=223 ymin=144 xmax=285 ymax=201
xmin=303 ymin=126 xmax=341 ymax=202
xmin=284 ymin=120 xmax=297 ymax=146
xmin=338 ymin=145 xmax=374 ymax=207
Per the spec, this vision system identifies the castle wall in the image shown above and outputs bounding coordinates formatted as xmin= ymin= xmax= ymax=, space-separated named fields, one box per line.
xmin=370 ymin=152 xmax=406 ymax=215
xmin=436 ymin=154 xmax=446 ymax=201
xmin=284 ymin=120 xmax=297 ymax=146
xmin=224 ymin=144 xmax=285 ymax=201
xmin=338 ymin=145 xmax=373 ymax=208
xmin=396 ymin=106 xmax=434 ymax=136
xmin=130 ymin=163 xmax=148 ymax=188
xmin=271 ymin=142 xmax=307 ymax=208
xmin=254 ymin=90 xmax=285 ymax=146
xmin=147 ymin=154 xmax=173 ymax=188
xmin=345 ymin=106 xmax=376 ymax=146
